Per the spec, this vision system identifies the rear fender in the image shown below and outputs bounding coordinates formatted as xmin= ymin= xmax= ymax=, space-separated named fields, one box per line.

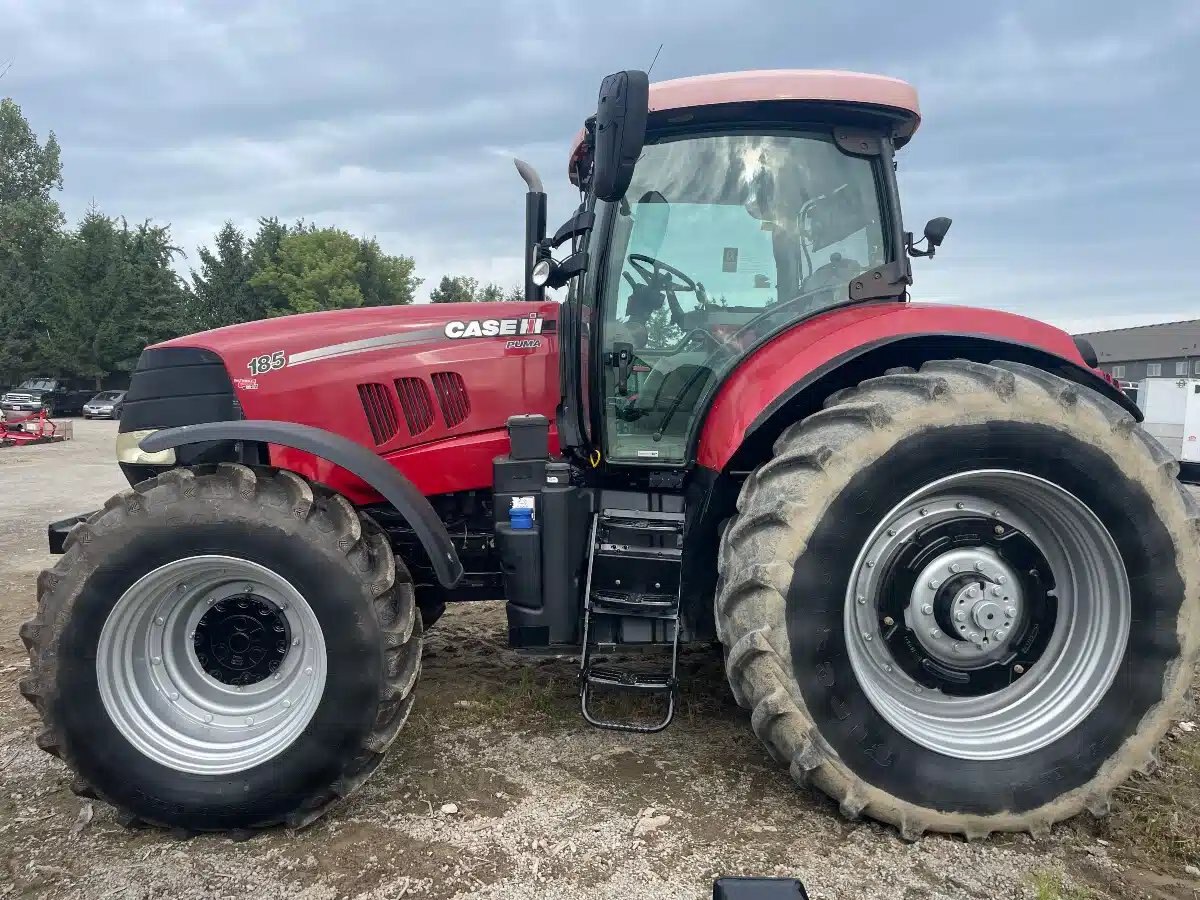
xmin=140 ymin=420 xmax=463 ymax=587
xmin=696 ymin=303 xmax=1139 ymax=473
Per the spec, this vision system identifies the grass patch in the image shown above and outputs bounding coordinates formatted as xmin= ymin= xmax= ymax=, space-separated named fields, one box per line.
xmin=1102 ymin=700 xmax=1200 ymax=868
xmin=1029 ymin=869 xmax=1095 ymax=900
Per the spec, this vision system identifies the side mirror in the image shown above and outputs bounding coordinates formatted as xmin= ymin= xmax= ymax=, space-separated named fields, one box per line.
xmin=924 ymin=216 xmax=952 ymax=248
xmin=907 ymin=216 xmax=953 ymax=258
xmin=592 ymin=70 xmax=649 ymax=202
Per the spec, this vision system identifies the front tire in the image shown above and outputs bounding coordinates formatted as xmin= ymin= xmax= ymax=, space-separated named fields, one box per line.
xmin=716 ymin=360 xmax=1199 ymax=839
xmin=20 ymin=464 xmax=421 ymax=832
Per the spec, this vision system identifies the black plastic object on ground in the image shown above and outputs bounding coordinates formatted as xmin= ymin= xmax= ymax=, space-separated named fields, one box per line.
xmin=713 ymin=877 xmax=809 ymax=899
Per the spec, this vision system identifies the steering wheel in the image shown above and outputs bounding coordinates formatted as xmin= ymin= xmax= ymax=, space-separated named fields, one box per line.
xmin=627 ymin=253 xmax=698 ymax=295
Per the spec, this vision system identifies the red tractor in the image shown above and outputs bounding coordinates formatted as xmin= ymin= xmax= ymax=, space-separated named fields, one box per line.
xmin=22 ymin=69 xmax=1198 ymax=840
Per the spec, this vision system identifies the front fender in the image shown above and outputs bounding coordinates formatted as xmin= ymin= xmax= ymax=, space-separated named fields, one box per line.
xmin=696 ymin=302 xmax=1138 ymax=472
xmin=141 ymin=420 xmax=463 ymax=588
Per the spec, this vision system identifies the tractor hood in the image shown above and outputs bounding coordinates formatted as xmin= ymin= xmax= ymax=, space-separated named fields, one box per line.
xmin=154 ymin=301 xmax=560 ymax=381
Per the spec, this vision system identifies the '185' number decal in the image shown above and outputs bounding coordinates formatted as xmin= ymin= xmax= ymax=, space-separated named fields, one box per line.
xmin=248 ymin=350 xmax=286 ymax=376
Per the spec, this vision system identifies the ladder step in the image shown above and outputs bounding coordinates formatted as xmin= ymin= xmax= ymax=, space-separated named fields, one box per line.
xmin=584 ymin=666 xmax=674 ymax=692
xmin=590 ymin=592 xmax=678 ymax=618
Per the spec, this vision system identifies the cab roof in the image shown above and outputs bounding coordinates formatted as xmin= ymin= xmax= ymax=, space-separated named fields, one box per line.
xmin=569 ymin=69 xmax=921 ymax=181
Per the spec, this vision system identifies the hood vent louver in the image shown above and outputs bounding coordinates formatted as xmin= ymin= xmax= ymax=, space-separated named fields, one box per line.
xmin=394 ymin=377 xmax=435 ymax=436
xmin=357 ymin=383 xmax=399 ymax=445
xmin=431 ymin=371 xmax=470 ymax=428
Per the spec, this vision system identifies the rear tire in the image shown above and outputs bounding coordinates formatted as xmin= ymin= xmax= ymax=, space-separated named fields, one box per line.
xmin=19 ymin=464 xmax=421 ymax=832
xmin=716 ymin=360 xmax=1199 ymax=838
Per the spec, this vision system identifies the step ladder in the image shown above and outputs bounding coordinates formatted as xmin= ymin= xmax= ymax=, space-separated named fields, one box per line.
xmin=579 ymin=509 xmax=684 ymax=733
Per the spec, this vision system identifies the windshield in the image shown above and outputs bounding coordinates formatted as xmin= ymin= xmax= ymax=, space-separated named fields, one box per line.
xmin=93 ymin=392 xmax=122 ymax=401
xmin=597 ymin=130 xmax=888 ymax=464
xmin=18 ymin=379 xmax=56 ymax=391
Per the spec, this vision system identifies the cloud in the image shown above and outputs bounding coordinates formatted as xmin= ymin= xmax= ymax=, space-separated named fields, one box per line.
xmin=2 ymin=0 xmax=1196 ymax=322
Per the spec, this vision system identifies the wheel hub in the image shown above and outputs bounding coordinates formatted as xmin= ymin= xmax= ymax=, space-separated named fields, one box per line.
xmin=193 ymin=595 xmax=291 ymax=686
xmin=907 ymin=546 xmax=1024 ymax=666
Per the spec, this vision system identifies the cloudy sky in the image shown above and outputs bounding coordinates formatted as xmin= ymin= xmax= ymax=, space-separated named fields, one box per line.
xmin=4 ymin=0 xmax=1198 ymax=330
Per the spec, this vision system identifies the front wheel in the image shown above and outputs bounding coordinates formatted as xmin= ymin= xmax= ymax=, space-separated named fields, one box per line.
xmin=20 ymin=464 xmax=421 ymax=832
xmin=716 ymin=360 xmax=1199 ymax=838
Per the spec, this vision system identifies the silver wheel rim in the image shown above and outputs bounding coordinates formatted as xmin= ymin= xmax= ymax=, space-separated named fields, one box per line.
xmin=97 ymin=555 xmax=328 ymax=775
xmin=845 ymin=470 xmax=1129 ymax=761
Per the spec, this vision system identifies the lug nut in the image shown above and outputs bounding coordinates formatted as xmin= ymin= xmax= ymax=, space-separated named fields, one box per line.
xmin=929 ymin=628 xmax=939 ymax=639
xmin=282 ymin=700 xmax=291 ymax=709
xmin=1014 ymin=664 xmax=1026 ymax=675
xmin=304 ymin=666 xmax=313 ymax=675
xmin=245 ymin=717 xmax=254 ymax=725
xmin=921 ymin=604 xmax=933 ymax=615
xmin=292 ymin=637 xmax=300 ymax=647
xmin=866 ymin=560 xmax=875 ymax=568
xmin=949 ymin=563 xmax=960 ymax=573
xmin=886 ymin=528 xmax=896 ymax=537
xmin=928 ymin=579 xmax=940 ymax=589
xmin=968 ymin=632 xmax=980 ymax=642
xmin=993 ymin=629 xmax=1006 ymax=641
xmin=154 ymin=616 xmax=165 ymax=626
xmin=918 ymin=507 xmax=928 ymax=516
xmin=955 ymin=611 xmax=966 ymax=621
xmin=994 ymin=525 xmax=1004 ymax=535
xmin=952 ymin=643 xmax=962 ymax=654
xmin=168 ymin=691 xmax=179 ymax=701
xmin=998 ymin=576 xmax=1007 ymax=585
xmin=967 ymin=587 xmax=979 ymax=598
xmin=991 ymin=586 xmax=1002 ymax=597
xmin=1004 ymin=607 xmax=1016 ymax=618
xmin=882 ymin=616 xmax=895 ymax=627
xmin=974 ymin=562 xmax=984 ymax=572
xmin=204 ymin=713 xmax=213 ymax=723
xmin=856 ymin=595 xmax=866 ymax=605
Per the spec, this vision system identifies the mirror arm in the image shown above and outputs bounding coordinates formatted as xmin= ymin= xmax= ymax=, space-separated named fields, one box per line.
xmin=550 ymin=210 xmax=596 ymax=248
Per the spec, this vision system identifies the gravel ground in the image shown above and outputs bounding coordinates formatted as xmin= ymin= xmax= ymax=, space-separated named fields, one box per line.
xmin=1 ymin=420 xmax=1197 ymax=900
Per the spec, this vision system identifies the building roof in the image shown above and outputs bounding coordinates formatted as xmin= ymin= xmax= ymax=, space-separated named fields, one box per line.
xmin=1073 ymin=319 xmax=1200 ymax=363
xmin=569 ymin=69 xmax=920 ymax=181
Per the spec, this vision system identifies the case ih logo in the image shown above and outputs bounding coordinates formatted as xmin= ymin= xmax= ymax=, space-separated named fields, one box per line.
xmin=444 ymin=314 xmax=545 ymax=339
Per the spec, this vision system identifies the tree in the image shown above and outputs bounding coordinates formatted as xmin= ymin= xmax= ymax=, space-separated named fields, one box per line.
xmin=429 ymin=274 xmax=479 ymax=304
xmin=644 ymin=304 xmax=683 ymax=349
xmin=0 ymin=97 xmax=64 ymax=383
xmin=476 ymin=282 xmax=505 ymax=303
xmin=248 ymin=226 xmax=418 ymax=316
xmin=40 ymin=209 xmax=188 ymax=388
xmin=505 ymin=283 xmax=525 ymax=302
xmin=185 ymin=222 xmax=255 ymax=331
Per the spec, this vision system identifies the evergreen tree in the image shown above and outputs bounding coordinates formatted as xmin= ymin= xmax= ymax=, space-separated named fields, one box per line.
xmin=428 ymin=274 xmax=479 ymax=304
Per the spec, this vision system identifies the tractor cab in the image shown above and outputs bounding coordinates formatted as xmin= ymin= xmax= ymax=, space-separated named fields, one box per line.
xmin=520 ymin=70 xmax=924 ymax=466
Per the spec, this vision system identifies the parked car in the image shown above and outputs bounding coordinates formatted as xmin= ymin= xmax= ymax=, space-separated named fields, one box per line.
xmin=82 ymin=390 xmax=127 ymax=420
xmin=1 ymin=377 xmax=93 ymax=417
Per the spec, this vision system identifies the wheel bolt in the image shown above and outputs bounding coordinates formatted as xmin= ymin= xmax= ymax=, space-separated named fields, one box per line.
xmin=856 ymin=595 xmax=865 ymax=605
xmin=282 ymin=700 xmax=291 ymax=709
xmin=244 ymin=584 xmax=254 ymax=592
xmin=1014 ymin=664 xmax=1026 ymax=675
xmin=1005 ymin=607 xmax=1016 ymax=618
xmin=968 ymin=632 xmax=980 ymax=642
xmin=866 ymin=560 xmax=875 ymax=568
xmin=882 ymin=616 xmax=894 ymax=627
xmin=955 ymin=611 xmax=966 ymax=621
xmin=168 ymin=691 xmax=179 ymax=701
xmin=615 ymin=579 xmax=621 ymax=586
xmin=967 ymin=587 xmax=979 ymax=598
xmin=886 ymin=528 xmax=896 ymax=537
xmin=955 ymin=501 xmax=965 ymax=510
xmin=928 ymin=579 xmax=939 ymax=589
xmin=921 ymin=604 xmax=933 ymax=615
xmin=994 ymin=525 xmax=1004 ymax=535
xmin=304 ymin=666 xmax=313 ymax=675
xmin=918 ymin=507 xmax=928 ymax=516
xmin=245 ymin=717 xmax=254 ymax=725
xmin=998 ymin=576 xmax=1007 ymax=585
xmin=154 ymin=616 xmax=165 ymax=626
xmin=991 ymin=586 xmax=1002 ymax=597
xmin=949 ymin=563 xmax=960 ymax=573
xmin=974 ymin=562 xmax=984 ymax=572
xmin=993 ymin=630 xmax=1006 ymax=641
xmin=273 ymin=673 xmax=282 ymax=681
xmin=204 ymin=713 xmax=213 ymax=723
xmin=952 ymin=643 xmax=962 ymax=654
xmin=292 ymin=637 xmax=300 ymax=647
xmin=929 ymin=628 xmax=939 ymax=639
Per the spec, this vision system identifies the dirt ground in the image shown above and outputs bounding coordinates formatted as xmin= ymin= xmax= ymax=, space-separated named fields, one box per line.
xmin=1 ymin=420 xmax=1198 ymax=900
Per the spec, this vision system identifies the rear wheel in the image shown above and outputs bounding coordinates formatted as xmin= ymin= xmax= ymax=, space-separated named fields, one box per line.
xmin=716 ymin=360 xmax=1199 ymax=838
xmin=20 ymin=464 xmax=421 ymax=832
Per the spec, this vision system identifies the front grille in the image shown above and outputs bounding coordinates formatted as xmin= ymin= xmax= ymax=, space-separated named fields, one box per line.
xmin=394 ymin=377 xmax=434 ymax=436
xmin=431 ymin=371 xmax=470 ymax=428
xmin=357 ymin=383 xmax=400 ymax=445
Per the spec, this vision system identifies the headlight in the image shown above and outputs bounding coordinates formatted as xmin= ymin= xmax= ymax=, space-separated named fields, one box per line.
xmin=531 ymin=259 xmax=553 ymax=287
xmin=115 ymin=429 xmax=176 ymax=465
